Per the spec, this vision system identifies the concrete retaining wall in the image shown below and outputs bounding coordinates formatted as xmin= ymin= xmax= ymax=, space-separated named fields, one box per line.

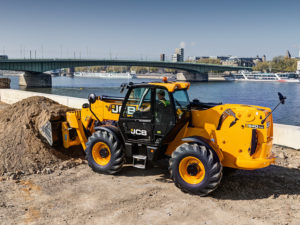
xmin=0 ymin=89 xmax=299 ymax=150
xmin=0 ymin=89 xmax=86 ymax=109
xmin=176 ymin=72 xmax=208 ymax=81
xmin=273 ymin=124 xmax=300 ymax=150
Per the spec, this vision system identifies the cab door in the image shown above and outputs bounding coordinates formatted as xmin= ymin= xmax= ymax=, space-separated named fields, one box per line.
xmin=153 ymin=88 xmax=176 ymax=144
xmin=156 ymin=88 xmax=191 ymax=145
xmin=119 ymin=86 xmax=154 ymax=144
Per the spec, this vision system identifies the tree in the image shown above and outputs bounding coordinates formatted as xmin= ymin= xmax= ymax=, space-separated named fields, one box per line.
xmin=253 ymin=61 xmax=271 ymax=72
xmin=253 ymin=56 xmax=297 ymax=72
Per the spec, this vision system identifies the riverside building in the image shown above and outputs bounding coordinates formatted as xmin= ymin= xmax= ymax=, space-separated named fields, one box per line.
xmin=172 ymin=53 xmax=180 ymax=62
xmin=175 ymin=48 xmax=184 ymax=62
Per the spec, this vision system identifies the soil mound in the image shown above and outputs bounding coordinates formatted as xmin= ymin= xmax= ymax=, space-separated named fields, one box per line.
xmin=0 ymin=101 xmax=8 ymax=111
xmin=0 ymin=96 xmax=83 ymax=175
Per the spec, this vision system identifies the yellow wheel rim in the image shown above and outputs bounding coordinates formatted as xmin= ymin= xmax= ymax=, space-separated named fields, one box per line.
xmin=179 ymin=156 xmax=205 ymax=184
xmin=92 ymin=142 xmax=111 ymax=166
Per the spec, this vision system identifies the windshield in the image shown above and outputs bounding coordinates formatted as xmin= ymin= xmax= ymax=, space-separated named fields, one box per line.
xmin=173 ymin=89 xmax=190 ymax=109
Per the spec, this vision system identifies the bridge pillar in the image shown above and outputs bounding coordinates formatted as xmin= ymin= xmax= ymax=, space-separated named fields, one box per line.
xmin=66 ymin=67 xmax=75 ymax=77
xmin=0 ymin=78 xmax=11 ymax=88
xmin=176 ymin=72 xmax=208 ymax=82
xmin=19 ymin=72 xmax=52 ymax=88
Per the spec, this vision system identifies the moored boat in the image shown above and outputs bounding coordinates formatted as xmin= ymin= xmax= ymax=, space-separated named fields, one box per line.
xmin=74 ymin=72 xmax=134 ymax=79
xmin=225 ymin=71 xmax=300 ymax=82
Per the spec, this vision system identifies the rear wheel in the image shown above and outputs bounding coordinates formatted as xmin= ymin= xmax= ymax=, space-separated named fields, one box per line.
xmin=85 ymin=130 xmax=124 ymax=174
xmin=169 ymin=143 xmax=222 ymax=196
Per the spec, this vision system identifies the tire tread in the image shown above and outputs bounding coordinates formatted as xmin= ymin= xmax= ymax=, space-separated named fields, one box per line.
xmin=169 ymin=142 xmax=223 ymax=196
xmin=85 ymin=130 xmax=124 ymax=175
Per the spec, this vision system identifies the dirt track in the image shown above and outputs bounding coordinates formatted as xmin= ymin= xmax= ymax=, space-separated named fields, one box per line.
xmin=1 ymin=145 xmax=300 ymax=225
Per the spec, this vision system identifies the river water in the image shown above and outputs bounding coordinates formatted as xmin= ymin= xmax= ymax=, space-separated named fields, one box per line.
xmin=5 ymin=75 xmax=300 ymax=126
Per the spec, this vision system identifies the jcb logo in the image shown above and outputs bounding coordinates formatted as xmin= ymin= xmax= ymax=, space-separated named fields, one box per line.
xmin=110 ymin=104 xmax=136 ymax=115
xmin=111 ymin=105 xmax=122 ymax=114
xmin=131 ymin=129 xmax=147 ymax=136
xmin=126 ymin=106 xmax=136 ymax=115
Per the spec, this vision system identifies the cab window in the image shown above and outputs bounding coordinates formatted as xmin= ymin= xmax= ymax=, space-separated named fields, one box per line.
xmin=173 ymin=89 xmax=190 ymax=119
xmin=155 ymin=88 xmax=170 ymax=107
xmin=122 ymin=87 xmax=152 ymax=119
xmin=173 ymin=89 xmax=190 ymax=109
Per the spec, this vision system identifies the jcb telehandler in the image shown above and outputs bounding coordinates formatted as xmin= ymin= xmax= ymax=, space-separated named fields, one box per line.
xmin=54 ymin=78 xmax=284 ymax=196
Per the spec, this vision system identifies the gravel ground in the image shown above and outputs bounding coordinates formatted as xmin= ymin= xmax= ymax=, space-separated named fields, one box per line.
xmin=0 ymin=145 xmax=300 ymax=225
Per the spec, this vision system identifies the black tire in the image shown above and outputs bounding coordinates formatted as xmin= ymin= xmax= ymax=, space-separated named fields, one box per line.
xmin=85 ymin=130 xmax=124 ymax=174
xmin=169 ymin=143 xmax=222 ymax=196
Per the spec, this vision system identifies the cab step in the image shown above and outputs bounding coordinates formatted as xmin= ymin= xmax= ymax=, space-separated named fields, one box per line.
xmin=133 ymin=155 xmax=147 ymax=169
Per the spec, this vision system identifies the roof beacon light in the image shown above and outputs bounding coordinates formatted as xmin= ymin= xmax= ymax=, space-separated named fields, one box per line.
xmin=162 ymin=76 xmax=168 ymax=83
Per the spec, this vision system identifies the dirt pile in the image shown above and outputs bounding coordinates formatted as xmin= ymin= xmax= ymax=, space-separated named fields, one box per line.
xmin=0 ymin=101 xmax=8 ymax=111
xmin=0 ymin=96 xmax=83 ymax=175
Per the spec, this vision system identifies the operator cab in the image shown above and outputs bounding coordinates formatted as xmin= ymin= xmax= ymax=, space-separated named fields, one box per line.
xmin=118 ymin=82 xmax=191 ymax=165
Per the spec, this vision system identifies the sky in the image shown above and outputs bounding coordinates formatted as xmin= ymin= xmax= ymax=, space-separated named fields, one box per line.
xmin=0 ymin=0 xmax=300 ymax=60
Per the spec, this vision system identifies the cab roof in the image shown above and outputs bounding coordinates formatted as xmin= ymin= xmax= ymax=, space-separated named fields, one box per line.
xmin=148 ymin=81 xmax=190 ymax=92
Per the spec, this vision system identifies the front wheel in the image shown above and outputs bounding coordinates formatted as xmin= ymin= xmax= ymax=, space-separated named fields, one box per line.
xmin=169 ymin=143 xmax=222 ymax=196
xmin=85 ymin=130 xmax=124 ymax=174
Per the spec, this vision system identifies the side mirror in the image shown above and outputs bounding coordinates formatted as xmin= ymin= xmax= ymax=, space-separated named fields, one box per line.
xmin=88 ymin=93 xmax=97 ymax=104
xmin=278 ymin=92 xmax=286 ymax=104
xmin=120 ymin=83 xmax=126 ymax=93
xmin=120 ymin=82 xmax=134 ymax=93
xmin=261 ymin=92 xmax=287 ymax=124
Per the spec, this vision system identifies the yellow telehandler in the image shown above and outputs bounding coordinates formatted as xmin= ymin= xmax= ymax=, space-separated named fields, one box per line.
xmin=49 ymin=78 xmax=285 ymax=195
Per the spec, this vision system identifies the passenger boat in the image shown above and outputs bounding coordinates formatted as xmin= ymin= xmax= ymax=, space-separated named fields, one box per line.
xmin=225 ymin=71 xmax=300 ymax=82
xmin=74 ymin=72 xmax=134 ymax=79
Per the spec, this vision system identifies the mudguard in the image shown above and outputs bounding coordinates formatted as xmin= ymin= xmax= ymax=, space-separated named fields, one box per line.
xmin=94 ymin=125 xmax=122 ymax=144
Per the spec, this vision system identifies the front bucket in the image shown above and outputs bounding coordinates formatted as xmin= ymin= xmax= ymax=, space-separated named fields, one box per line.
xmin=39 ymin=117 xmax=63 ymax=146
xmin=40 ymin=120 xmax=53 ymax=146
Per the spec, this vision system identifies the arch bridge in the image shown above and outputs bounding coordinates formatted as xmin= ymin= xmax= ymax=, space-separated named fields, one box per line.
xmin=0 ymin=59 xmax=250 ymax=87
